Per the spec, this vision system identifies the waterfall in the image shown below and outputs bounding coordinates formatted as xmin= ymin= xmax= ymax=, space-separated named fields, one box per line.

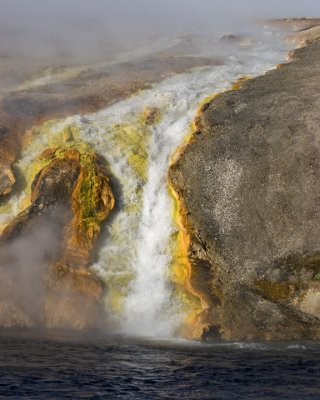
xmin=0 ymin=27 xmax=290 ymax=338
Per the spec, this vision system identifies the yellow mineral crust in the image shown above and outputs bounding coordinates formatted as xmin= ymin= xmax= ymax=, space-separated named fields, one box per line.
xmin=169 ymin=83 xmax=256 ymax=339
xmin=169 ymin=184 xmax=210 ymax=339
xmin=231 ymin=75 xmax=251 ymax=91
xmin=109 ymin=122 xmax=151 ymax=182
xmin=168 ymin=95 xmax=221 ymax=340
xmin=18 ymin=134 xmax=115 ymax=266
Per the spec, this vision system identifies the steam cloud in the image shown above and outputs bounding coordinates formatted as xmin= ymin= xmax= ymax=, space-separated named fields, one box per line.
xmin=0 ymin=0 xmax=319 ymax=64
xmin=0 ymin=214 xmax=61 ymax=326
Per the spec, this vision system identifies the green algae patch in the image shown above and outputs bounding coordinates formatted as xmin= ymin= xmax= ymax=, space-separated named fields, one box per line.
xmin=73 ymin=148 xmax=115 ymax=248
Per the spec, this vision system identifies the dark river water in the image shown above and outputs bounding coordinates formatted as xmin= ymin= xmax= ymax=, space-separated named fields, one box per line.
xmin=0 ymin=330 xmax=319 ymax=399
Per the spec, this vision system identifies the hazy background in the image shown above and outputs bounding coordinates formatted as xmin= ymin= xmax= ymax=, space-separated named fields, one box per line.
xmin=0 ymin=0 xmax=319 ymax=89
xmin=1 ymin=0 xmax=320 ymax=59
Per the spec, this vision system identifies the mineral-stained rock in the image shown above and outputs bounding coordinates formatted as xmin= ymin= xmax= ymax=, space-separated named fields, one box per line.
xmin=169 ymin=38 xmax=320 ymax=340
xmin=0 ymin=144 xmax=114 ymax=329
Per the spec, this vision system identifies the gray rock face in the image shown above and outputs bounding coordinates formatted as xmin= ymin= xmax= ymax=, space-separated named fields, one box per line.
xmin=169 ymin=40 xmax=320 ymax=340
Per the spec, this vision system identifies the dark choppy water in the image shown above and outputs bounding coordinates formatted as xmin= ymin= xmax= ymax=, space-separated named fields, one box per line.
xmin=0 ymin=330 xmax=319 ymax=399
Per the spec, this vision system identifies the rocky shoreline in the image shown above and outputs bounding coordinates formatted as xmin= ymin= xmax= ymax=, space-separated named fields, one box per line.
xmin=169 ymin=22 xmax=320 ymax=340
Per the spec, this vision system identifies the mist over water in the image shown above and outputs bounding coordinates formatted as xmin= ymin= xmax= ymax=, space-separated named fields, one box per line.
xmin=0 ymin=332 xmax=319 ymax=399
xmin=0 ymin=212 xmax=62 ymax=326
xmin=0 ymin=0 xmax=319 ymax=89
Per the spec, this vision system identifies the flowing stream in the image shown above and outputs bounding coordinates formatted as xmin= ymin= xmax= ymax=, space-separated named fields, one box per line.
xmin=0 ymin=26 xmax=291 ymax=338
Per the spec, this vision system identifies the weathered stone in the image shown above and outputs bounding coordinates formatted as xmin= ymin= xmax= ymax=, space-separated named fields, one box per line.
xmin=169 ymin=38 xmax=320 ymax=340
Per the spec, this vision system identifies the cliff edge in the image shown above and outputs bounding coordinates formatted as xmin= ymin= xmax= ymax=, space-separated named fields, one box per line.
xmin=169 ymin=31 xmax=320 ymax=340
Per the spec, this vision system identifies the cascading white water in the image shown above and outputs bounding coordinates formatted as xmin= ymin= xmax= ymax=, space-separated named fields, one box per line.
xmin=0 ymin=26 xmax=291 ymax=338
xmin=120 ymin=101 xmax=196 ymax=337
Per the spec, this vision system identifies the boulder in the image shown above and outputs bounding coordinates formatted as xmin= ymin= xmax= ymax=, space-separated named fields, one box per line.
xmin=169 ymin=38 xmax=320 ymax=340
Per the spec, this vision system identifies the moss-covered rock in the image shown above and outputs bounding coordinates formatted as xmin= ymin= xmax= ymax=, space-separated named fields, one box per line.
xmin=0 ymin=141 xmax=114 ymax=329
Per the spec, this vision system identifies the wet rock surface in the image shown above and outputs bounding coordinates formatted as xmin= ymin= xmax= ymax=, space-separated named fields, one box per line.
xmin=0 ymin=146 xmax=114 ymax=329
xmin=169 ymin=37 xmax=320 ymax=340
